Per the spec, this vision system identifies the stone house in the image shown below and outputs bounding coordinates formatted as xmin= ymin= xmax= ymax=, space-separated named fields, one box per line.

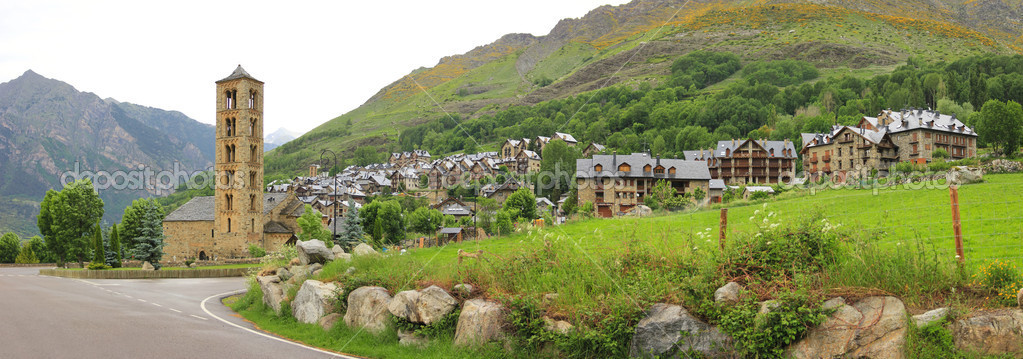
xmin=684 ymin=139 xmax=798 ymax=185
xmin=576 ymin=153 xmax=711 ymax=218
xmin=501 ymin=139 xmax=530 ymax=159
xmin=866 ymin=109 xmax=978 ymax=163
xmin=514 ymin=149 xmax=542 ymax=175
xmin=582 ymin=142 xmax=606 ymax=158
xmin=801 ymin=126 xmax=899 ymax=180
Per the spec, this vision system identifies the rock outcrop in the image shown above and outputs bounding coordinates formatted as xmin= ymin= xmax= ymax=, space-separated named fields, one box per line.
xmin=454 ymin=299 xmax=507 ymax=346
xmin=142 ymin=261 xmax=155 ymax=271
xmin=912 ymin=307 xmax=949 ymax=328
xmin=353 ymin=243 xmax=379 ymax=257
xmin=257 ymin=275 xmax=287 ymax=314
xmin=787 ymin=296 xmax=906 ymax=359
xmin=387 ymin=285 xmax=458 ymax=325
xmin=319 ymin=313 xmax=342 ymax=331
xmin=952 ymin=309 xmax=1023 ymax=355
xmin=714 ymin=282 xmax=742 ymax=304
xmin=388 ymin=290 xmax=423 ymax=323
xmin=296 ymin=240 xmax=334 ymax=265
xmin=292 ymin=280 xmax=339 ymax=324
xmin=629 ymin=303 xmax=732 ymax=358
xmin=344 ymin=286 xmax=392 ymax=334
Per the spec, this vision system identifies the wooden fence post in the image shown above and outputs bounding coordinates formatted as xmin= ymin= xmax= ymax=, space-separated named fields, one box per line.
xmin=950 ymin=186 xmax=964 ymax=263
xmin=719 ymin=208 xmax=728 ymax=252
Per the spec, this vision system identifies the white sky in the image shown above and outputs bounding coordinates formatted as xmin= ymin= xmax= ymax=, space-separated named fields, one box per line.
xmin=0 ymin=0 xmax=629 ymax=135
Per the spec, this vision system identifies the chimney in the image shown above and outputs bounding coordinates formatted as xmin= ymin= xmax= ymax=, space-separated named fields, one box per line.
xmin=612 ymin=151 xmax=617 ymax=168
xmin=656 ymin=154 xmax=661 ymax=167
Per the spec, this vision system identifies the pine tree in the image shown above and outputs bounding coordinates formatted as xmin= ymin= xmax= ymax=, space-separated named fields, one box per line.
xmin=338 ymin=200 xmax=365 ymax=249
xmin=109 ymin=225 xmax=122 ymax=268
xmin=132 ymin=207 xmax=165 ymax=269
xmin=91 ymin=223 xmax=104 ymax=265
xmin=15 ymin=242 xmax=38 ymax=264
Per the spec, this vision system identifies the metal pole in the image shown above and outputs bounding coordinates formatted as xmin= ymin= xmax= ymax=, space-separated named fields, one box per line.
xmin=320 ymin=149 xmax=338 ymax=246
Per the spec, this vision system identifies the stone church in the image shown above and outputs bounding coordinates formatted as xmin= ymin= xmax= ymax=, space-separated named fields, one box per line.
xmin=163 ymin=66 xmax=303 ymax=261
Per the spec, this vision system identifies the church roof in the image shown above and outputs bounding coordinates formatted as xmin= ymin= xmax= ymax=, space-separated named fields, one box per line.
xmin=217 ymin=65 xmax=261 ymax=83
xmin=163 ymin=196 xmax=214 ymax=221
xmin=164 ymin=193 xmax=295 ymax=222
xmin=263 ymin=221 xmax=293 ymax=234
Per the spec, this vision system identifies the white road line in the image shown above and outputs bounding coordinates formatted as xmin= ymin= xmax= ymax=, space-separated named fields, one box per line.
xmin=169 ymin=308 xmax=182 ymax=313
xmin=201 ymin=290 xmax=353 ymax=358
xmin=189 ymin=314 xmax=208 ymax=321
xmin=151 ymin=303 xmax=163 ymax=307
xmin=138 ymin=299 xmax=147 ymax=303
xmin=124 ymin=295 xmax=133 ymax=299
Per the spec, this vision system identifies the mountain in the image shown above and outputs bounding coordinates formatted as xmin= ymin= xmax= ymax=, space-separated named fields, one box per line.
xmin=0 ymin=70 xmax=215 ymax=237
xmin=265 ymin=0 xmax=1021 ymax=176
xmin=264 ymin=127 xmax=300 ymax=152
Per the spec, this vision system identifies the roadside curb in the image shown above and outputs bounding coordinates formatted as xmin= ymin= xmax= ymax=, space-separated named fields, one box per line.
xmin=39 ymin=268 xmax=252 ymax=279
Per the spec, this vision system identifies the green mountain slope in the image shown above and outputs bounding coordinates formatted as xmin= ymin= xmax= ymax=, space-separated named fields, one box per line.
xmin=0 ymin=70 xmax=215 ymax=238
xmin=265 ymin=0 xmax=1021 ymax=176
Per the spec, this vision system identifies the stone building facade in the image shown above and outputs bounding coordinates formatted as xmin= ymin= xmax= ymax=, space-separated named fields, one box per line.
xmin=684 ymin=139 xmax=797 ymax=185
xmin=576 ymin=153 xmax=711 ymax=218
xmin=867 ymin=109 xmax=978 ymax=163
xmin=800 ymin=126 xmax=899 ymax=180
xmin=163 ymin=66 xmax=303 ymax=261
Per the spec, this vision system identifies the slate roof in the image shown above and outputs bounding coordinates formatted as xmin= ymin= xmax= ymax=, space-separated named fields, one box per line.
xmin=802 ymin=125 xmax=892 ymax=150
xmin=263 ymin=221 xmax=292 ymax=234
xmin=163 ymin=196 xmax=215 ymax=222
xmin=709 ymin=179 xmax=726 ymax=190
xmin=576 ymin=153 xmax=711 ymax=180
xmin=164 ymin=193 xmax=296 ymax=222
xmin=217 ymin=65 xmax=261 ymax=83
xmin=713 ymin=140 xmax=797 ymax=159
xmin=870 ymin=109 xmax=977 ymax=136
xmin=439 ymin=227 xmax=463 ymax=235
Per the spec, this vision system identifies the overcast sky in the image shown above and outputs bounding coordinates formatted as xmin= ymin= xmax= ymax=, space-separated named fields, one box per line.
xmin=0 ymin=0 xmax=629 ymax=135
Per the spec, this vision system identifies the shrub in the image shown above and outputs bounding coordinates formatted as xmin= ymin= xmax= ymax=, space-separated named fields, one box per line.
xmin=719 ymin=292 xmax=828 ymax=358
xmin=394 ymin=310 xmax=460 ymax=339
xmin=973 ymin=260 xmax=1022 ymax=306
xmin=248 ymin=244 xmax=267 ymax=258
xmin=906 ymin=318 xmax=962 ymax=359
xmin=722 ymin=211 xmax=841 ymax=283
xmin=86 ymin=262 xmax=111 ymax=270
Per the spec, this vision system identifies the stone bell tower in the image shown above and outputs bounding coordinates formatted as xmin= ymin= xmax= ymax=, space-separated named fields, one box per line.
xmin=214 ymin=65 xmax=264 ymax=257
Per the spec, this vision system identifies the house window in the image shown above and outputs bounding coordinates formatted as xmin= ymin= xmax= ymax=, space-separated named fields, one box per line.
xmin=668 ymin=167 xmax=676 ymax=175
xmin=618 ymin=163 xmax=631 ymax=172
xmin=644 ymin=164 xmax=651 ymax=173
xmin=594 ymin=164 xmax=602 ymax=172
xmin=250 ymin=194 xmax=256 ymax=211
xmin=249 ymin=118 xmax=257 ymax=136
xmin=227 ymin=218 xmax=232 ymax=233
xmin=654 ymin=166 xmax=665 ymax=174
xmin=251 ymin=219 xmax=256 ymax=233
xmin=250 ymin=145 xmax=257 ymax=162
xmin=249 ymin=91 xmax=257 ymax=109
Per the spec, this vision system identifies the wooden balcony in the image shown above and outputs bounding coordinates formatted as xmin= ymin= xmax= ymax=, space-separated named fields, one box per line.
xmin=822 ymin=155 xmax=832 ymax=162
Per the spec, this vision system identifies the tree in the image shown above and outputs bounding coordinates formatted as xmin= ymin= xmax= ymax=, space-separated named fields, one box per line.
xmin=504 ymin=187 xmax=537 ymax=220
xmin=977 ymin=100 xmax=1023 ymax=156
xmin=377 ymin=200 xmax=406 ymax=245
xmin=15 ymin=242 xmax=37 ymax=264
xmin=538 ymin=139 xmax=580 ymax=200
xmin=297 ymin=204 xmax=331 ymax=243
xmin=648 ymin=180 xmax=676 ymax=210
xmin=131 ymin=203 xmax=165 ymax=269
xmin=338 ymin=200 xmax=365 ymax=248
xmin=495 ymin=210 xmax=513 ymax=236
xmin=408 ymin=207 xmax=443 ymax=234
xmin=419 ymin=175 xmax=429 ymax=188
xmin=476 ymin=197 xmax=499 ymax=234
xmin=38 ymin=179 xmax=104 ymax=267
xmin=109 ymin=225 xmax=122 ymax=268
xmin=360 ymin=201 xmax=382 ymax=241
xmin=120 ymin=198 xmax=163 ymax=253
xmin=0 ymin=232 xmax=20 ymax=263
xmin=27 ymin=236 xmax=50 ymax=263
xmin=562 ymin=190 xmax=578 ymax=216
xmin=91 ymin=223 xmax=104 ymax=265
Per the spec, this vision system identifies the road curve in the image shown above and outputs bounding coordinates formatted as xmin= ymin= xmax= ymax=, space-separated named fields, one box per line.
xmin=0 ymin=267 xmax=356 ymax=359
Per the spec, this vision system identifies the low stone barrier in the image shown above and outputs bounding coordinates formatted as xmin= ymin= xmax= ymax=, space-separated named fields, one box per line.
xmin=39 ymin=268 xmax=252 ymax=279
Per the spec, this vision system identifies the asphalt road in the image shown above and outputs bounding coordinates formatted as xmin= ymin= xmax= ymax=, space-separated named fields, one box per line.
xmin=0 ymin=267 xmax=355 ymax=359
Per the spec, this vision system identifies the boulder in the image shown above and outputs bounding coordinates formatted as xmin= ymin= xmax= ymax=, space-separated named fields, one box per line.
xmin=309 ymin=263 xmax=323 ymax=273
xmin=276 ymin=267 xmax=293 ymax=281
xmin=318 ymin=313 xmax=342 ymax=331
xmin=312 ymin=269 xmax=322 ymax=277
xmin=398 ymin=330 xmax=427 ymax=347
xmin=629 ymin=303 xmax=732 ymax=358
xmin=1018 ymin=287 xmax=1023 ymax=308
xmin=387 ymin=290 xmax=422 ymax=322
xmin=714 ymin=282 xmax=741 ymax=304
xmin=289 ymin=257 xmax=301 ymax=266
xmin=453 ymin=284 xmax=473 ymax=296
xmin=952 ymin=309 xmax=1023 ymax=355
xmin=257 ymin=275 xmax=286 ymax=315
xmin=947 ymin=166 xmax=984 ymax=185
xmin=787 ymin=296 xmax=906 ymax=359
xmin=543 ymin=316 xmax=574 ymax=334
xmin=454 ymin=299 xmax=507 ymax=346
xmin=141 ymin=261 xmax=155 ymax=271
xmin=188 ymin=262 xmax=197 ymax=268
xmin=289 ymin=265 xmax=308 ymax=279
xmin=345 ymin=267 xmax=357 ymax=276
xmin=291 ymin=280 xmax=339 ymax=324
xmin=353 ymin=243 xmax=379 ymax=257
xmin=336 ymin=253 xmax=352 ymax=262
xmin=331 ymin=245 xmax=346 ymax=257
xmin=343 ymin=286 xmax=392 ymax=334
xmin=417 ymin=285 xmax=459 ymax=325
xmin=296 ymin=240 xmax=335 ymax=265
xmin=913 ymin=307 xmax=949 ymax=328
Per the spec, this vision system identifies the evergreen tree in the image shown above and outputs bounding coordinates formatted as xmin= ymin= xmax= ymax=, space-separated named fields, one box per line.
xmin=132 ymin=206 xmax=165 ymax=269
xmin=15 ymin=242 xmax=38 ymax=264
xmin=338 ymin=200 xmax=365 ymax=248
xmin=91 ymin=223 xmax=104 ymax=265
xmin=109 ymin=225 xmax=122 ymax=268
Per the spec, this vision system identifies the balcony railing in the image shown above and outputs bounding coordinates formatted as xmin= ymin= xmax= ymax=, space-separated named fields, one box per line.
xmin=822 ymin=155 xmax=832 ymax=162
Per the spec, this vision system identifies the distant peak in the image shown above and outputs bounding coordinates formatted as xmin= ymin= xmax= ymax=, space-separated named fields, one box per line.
xmin=19 ymin=69 xmax=43 ymax=79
